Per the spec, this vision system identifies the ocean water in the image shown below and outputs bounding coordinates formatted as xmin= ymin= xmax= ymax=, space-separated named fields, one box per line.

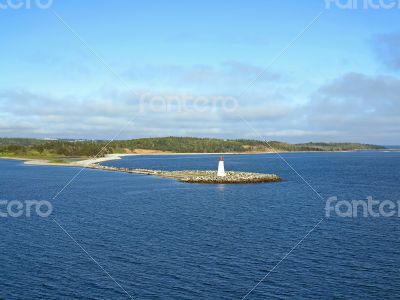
xmin=0 ymin=152 xmax=399 ymax=299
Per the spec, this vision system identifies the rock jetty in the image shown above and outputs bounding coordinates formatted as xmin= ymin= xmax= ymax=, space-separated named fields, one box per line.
xmin=86 ymin=164 xmax=281 ymax=184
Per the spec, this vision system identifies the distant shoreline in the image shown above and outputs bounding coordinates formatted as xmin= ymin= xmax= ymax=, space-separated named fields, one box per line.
xmin=0 ymin=149 xmax=395 ymax=167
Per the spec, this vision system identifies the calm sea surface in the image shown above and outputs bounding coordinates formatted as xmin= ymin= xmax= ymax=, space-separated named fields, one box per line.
xmin=0 ymin=152 xmax=399 ymax=299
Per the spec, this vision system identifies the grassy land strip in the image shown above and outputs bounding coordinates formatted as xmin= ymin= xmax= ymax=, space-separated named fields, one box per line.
xmin=0 ymin=137 xmax=385 ymax=161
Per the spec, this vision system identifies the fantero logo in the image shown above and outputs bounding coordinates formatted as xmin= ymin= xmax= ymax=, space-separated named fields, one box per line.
xmin=139 ymin=93 xmax=238 ymax=114
xmin=0 ymin=0 xmax=53 ymax=10
xmin=325 ymin=196 xmax=400 ymax=218
xmin=0 ymin=200 xmax=53 ymax=218
xmin=325 ymin=0 xmax=400 ymax=9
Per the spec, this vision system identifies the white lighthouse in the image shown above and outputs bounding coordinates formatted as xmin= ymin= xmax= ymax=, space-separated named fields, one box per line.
xmin=217 ymin=156 xmax=226 ymax=177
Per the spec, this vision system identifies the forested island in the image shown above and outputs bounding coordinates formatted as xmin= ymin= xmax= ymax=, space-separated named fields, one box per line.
xmin=0 ymin=137 xmax=385 ymax=162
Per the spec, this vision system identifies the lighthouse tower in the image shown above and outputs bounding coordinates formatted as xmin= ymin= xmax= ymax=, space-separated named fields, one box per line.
xmin=217 ymin=156 xmax=226 ymax=177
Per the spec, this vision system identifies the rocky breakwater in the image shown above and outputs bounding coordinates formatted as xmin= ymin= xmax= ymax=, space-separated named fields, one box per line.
xmin=87 ymin=164 xmax=281 ymax=184
xmin=171 ymin=170 xmax=281 ymax=184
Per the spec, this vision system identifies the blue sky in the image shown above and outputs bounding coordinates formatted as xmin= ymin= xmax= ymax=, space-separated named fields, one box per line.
xmin=1 ymin=0 xmax=400 ymax=143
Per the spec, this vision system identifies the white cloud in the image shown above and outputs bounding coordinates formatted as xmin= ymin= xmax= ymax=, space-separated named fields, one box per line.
xmin=1 ymin=68 xmax=399 ymax=144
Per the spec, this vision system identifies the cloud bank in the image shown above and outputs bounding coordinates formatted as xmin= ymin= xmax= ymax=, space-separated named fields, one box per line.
xmin=1 ymin=59 xmax=399 ymax=144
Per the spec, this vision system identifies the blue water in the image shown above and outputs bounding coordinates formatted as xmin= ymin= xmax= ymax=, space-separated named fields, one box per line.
xmin=0 ymin=152 xmax=399 ymax=299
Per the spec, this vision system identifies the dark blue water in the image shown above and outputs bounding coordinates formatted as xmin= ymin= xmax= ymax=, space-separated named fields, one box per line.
xmin=0 ymin=152 xmax=399 ymax=299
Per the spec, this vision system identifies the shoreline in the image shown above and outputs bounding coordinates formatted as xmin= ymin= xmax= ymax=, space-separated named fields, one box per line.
xmin=0 ymin=151 xmax=317 ymax=167
xmin=0 ymin=149 xmax=391 ymax=167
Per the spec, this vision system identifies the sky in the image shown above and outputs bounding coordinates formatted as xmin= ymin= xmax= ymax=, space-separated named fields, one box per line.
xmin=1 ymin=0 xmax=400 ymax=144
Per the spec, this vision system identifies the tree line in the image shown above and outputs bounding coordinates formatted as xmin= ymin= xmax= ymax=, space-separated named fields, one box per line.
xmin=0 ymin=137 xmax=385 ymax=158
